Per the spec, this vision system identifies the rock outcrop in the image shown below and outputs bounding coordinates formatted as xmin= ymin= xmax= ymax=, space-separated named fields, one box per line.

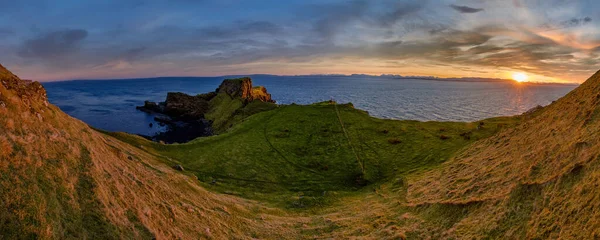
xmin=0 ymin=64 xmax=48 ymax=106
xmin=136 ymin=77 xmax=276 ymax=143
xmin=216 ymin=77 xmax=274 ymax=103
xmin=163 ymin=92 xmax=211 ymax=119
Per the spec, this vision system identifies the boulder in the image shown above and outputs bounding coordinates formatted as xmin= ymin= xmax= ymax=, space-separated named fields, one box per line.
xmin=136 ymin=101 xmax=163 ymax=113
xmin=172 ymin=165 xmax=185 ymax=171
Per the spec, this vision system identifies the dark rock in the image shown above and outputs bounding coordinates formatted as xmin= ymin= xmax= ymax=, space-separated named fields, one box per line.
xmin=163 ymin=92 xmax=210 ymax=119
xmin=524 ymin=105 xmax=543 ymax=115
xmin=140 ymin=101 xmax=163 ymax=112
xmin=172 ymin=165 xmax=184 ymax=171
xmin=354 ymin=174 xmax=369 ymax=186
xmin=152 ymin=119 xmax=213 ymax=144
xmin=127 ymin=156 xmax=133 ymax=160
xmin=154 ymin=115 xmax=171 ymax=123
xmin=459 ymin=131 xmax=472 ymax=140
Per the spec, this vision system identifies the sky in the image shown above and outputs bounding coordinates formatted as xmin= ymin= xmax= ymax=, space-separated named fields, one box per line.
xmin=0 ymin=0 xmax=599 ymax=83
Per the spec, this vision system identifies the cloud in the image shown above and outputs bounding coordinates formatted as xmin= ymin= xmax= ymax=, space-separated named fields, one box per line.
xmin=309 ymin=0 xmax=369 ymax=41
xmin=450 ymin=4 xmax=483 ymax=13
xmin=0 ymin=28 xmax=15 ymax=39
xmin=0 ymin=28 xmax=14 ymax=35
xmin=199 ymin=21 xmax=283 ymax=39
xmin=18 ymin=29 xmax=88 ymax=59
xmin=119 ymin=47 xmax=147 ymax=62
xmin=378 ymin=2 xmax=426 ymax=26
xmin=541 ymin=17 xmax=593 ymax=31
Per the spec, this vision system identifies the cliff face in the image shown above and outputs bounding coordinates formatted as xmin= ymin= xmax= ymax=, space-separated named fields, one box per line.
xmin=251 ymin=86 xmax=273 ymax=102
xmin=216 ymin=77 xmax=274 ymax=103
xmin=163 ymin=92 xmax=211 ymax=119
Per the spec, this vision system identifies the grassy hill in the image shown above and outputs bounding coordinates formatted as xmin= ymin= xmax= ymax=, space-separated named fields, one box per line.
xmin=407 ymin=70 xmax=600 ymax=238
xmin=2 ymin=62 xmax=600 ymax=238
xmin=108 ymin=102 xmax=518 ymax=208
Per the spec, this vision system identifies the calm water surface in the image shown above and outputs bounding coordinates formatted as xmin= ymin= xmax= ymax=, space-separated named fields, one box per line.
xmin=43 ymin=76 xmax=577 ymax=136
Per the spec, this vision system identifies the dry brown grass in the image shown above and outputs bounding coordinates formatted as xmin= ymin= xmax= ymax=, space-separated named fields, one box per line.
xmin=406 ymin=70 xmax=600 ymax=238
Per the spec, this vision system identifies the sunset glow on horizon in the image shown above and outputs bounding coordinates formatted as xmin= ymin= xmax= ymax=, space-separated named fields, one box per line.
xmin=512 ymin=72 xmax=529 ymax=83
xmin=0 ymin=1 xmax=598 ymax=83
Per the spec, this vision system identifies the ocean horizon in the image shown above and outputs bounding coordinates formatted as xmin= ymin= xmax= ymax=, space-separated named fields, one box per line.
xmin=43 ymin=75 xmax=577 ymax=136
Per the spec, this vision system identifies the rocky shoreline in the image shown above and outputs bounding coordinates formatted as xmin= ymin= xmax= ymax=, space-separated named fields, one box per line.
xmin=136 ymin=77 xmax=275 ymax=143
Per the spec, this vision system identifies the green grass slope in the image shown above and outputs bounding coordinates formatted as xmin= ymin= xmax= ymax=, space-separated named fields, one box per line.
xmin=109 ymin=101 xmax=519 ymax=207
xmin=204 ymin=92 xmax=277 ymax=133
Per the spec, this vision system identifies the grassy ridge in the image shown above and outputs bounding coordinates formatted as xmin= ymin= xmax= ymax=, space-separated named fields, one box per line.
xmin=205 ymin=93 xmax=277 ymax=133
xmin=108 ymin=101 xmax=520 ymax=207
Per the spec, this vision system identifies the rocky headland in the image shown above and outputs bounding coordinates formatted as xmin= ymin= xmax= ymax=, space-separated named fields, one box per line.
xmin=136 ymin=77 xmax=276 ymax=143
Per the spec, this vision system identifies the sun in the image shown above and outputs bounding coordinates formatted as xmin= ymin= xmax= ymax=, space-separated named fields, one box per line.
xmin=512 ymin=72 xmax=528 ymax=82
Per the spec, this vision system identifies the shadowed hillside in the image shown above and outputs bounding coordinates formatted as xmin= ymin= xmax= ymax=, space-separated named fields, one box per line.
xmin=0 ymin=64 xmax=303 ymax=239
xmin=2 ymin=62 xmax=600 ymax=239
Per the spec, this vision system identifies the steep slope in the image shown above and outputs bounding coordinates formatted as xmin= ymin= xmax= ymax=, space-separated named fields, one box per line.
xmin=0 ymin=65 xmax=301 ymax=239
xmin=407 ymin=70 xmax=600 ymax=238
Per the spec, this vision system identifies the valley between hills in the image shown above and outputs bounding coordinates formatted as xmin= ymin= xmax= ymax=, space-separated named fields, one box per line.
xmin=2 ymin=63 xmax=600 ymax=239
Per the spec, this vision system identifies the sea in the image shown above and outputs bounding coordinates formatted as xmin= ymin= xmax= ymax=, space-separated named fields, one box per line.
xmin=42 ymin=75 xmax=577 ymax=136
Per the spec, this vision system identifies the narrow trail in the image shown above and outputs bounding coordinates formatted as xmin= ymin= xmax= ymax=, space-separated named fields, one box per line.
xmin=333 ymin=102 xmax=365 ymax=175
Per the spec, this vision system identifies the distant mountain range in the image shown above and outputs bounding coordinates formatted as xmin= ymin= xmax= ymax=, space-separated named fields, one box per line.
xmin=136 ymin=74 xmax=578 ymax=86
